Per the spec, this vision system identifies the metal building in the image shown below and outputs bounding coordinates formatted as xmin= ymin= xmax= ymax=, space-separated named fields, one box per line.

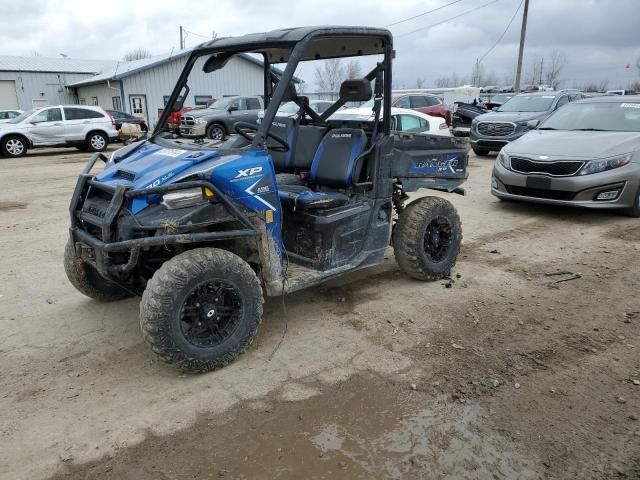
xmin=0 ymin=50 xmax=266 ymax=127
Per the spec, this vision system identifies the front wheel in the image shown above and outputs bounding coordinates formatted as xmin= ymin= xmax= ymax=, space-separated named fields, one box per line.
xmin=393 ymin=196 xmax=462 ymax=281
xmin=87 ymin=132 xmax=108 ymax=152
xmin=140 ymin=248 xmax=263 ymax=372
xmin=1 ymin=135 xmax=28 ymax=157
xmin=206 ymin=124 xmax=226 ymax=141
xmin=64 ymin=240 xmax=131 ymax=301
xmin=622 ymin=188 xmax=640 ymax=217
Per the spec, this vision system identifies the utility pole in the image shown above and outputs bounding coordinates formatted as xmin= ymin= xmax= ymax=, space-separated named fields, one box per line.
xmin=513 ymin=0 xmax=530 ymax=93
xmin=179 ymin=26 xmax=184 ymax=50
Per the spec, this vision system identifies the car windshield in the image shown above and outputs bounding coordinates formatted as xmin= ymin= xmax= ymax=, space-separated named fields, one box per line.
xmin=540 ymin=101 xmax=640 ymax=132
xmin=490 ymin=94 xmax=513 ymax=104
xmin=208 ymin=97 xmax=238 ymax=110
xmin=278 ymin=102 xmax=299 ymax=114
xmin=8 ymin=110 xmax=34 ymax=124
xmin=498 ymin=95 xmax=555 ymax=112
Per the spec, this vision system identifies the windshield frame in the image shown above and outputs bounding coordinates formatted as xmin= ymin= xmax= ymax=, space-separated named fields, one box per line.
xmin=8 ymin=110 xmax=35 ymax=124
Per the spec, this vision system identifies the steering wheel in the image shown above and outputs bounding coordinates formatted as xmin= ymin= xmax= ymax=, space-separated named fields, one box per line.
xmin=234 ymin=121 xmax=289 ymax=153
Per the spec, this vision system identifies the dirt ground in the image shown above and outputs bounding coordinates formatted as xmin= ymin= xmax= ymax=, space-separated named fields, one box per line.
xmin=0 ymin=146 xmax=638 ymax=480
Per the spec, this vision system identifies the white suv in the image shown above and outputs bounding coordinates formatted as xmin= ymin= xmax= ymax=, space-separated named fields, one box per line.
xmin=0 ymin=105 xmax=119 ymax=158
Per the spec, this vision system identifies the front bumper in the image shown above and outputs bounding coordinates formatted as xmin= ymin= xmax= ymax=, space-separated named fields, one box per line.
xmin=179 ymin=125 xmax=207 ymax=137
xmin=491 ymin=160 xmax=640 ymax=210
xmin=470 ymin=125 xmax=530 ymax=150
xmin=69 ymin=153 xmax=260 ymax=277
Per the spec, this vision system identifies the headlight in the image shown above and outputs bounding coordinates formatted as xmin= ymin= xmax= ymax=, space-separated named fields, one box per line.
xmin=161 ymin=188 xmax=207 ymax=209
xmin=497 ymin=150 xmax=510 ymax=170
xmin=471 ymin=119 xmax=478 ymax=129
xmin=579 ymin=154 xmax=631 ymax=176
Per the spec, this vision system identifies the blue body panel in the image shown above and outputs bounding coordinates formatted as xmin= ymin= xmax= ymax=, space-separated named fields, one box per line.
xmin=95 ymin=141 xmax=283 ymax=251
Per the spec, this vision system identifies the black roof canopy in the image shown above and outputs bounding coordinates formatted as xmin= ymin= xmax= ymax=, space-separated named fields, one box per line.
xmin=197 ymin=26 xmax=393 ymax=63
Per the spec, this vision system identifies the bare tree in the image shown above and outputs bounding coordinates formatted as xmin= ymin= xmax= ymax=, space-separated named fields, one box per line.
xmin=545 ymin=50 xmax=567 ymax=89
xmin=525 ymin=55 xmax=543 ymax=86
xmin=123 ymin=48 xmax=151 ymax=62
xmin=598 ymin=78 xmax=609 ymax=92
xmin=415 ymin=77 xmax=426 ymax=89
xmin=344 ymin=59 xmax=361 ymax=80
xmin=314 ymin=59 xmax=345 ymax=91
xmin=30 ymin=51 xmax=43 ymax=57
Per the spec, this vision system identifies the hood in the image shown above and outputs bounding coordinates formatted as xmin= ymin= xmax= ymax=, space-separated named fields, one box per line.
xmin=475 ymin=110 xmax=548 ymax=123
xmin=96 ymin=141 xmax=220 ymax=190
xmin=188 ymin=108 xmax=226 ymax=119
xmin=505 ymin=130 xmax=640 ymax=160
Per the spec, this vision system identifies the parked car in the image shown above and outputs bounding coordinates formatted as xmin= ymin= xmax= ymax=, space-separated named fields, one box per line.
xmin=360 ymin=92 xmax=452 ymax=125
xmin=179 ymin=95 xmax=264 ymax=140
xmin=106 ymin=110 xmax=148 ymax=132
xmin=0 ymin=110 xmax=22 ymax=124
xmin=491 ymin=95 xmax=640 ymax=216
xmin=484 ymin=93 xmax=515 ymax=110
xmin=0 ymin=105 xmax=118 ymax=157
xmin=331 ymin=106 xmax=451 ymax=136
xmin=470 ymin=90 xmax=587 ymax=156
xmin=452 ymin=102 xmax=488 ymax=137
xmin=256 ymin=99 xmax=336 ymax=123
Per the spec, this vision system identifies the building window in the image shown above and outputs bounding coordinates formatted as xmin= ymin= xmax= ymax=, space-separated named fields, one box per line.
xmin=91 ymin=96 xmax=99 ymax=106
xmin=112 ymin=96 xmax=122 ymax=111
xmin=163 ymin=95 xmax=184 ymax=107
xmin=194 ymin=95 xmax=213 ymax=107
xmin=79 ymin=98 xmax=86 ymax=105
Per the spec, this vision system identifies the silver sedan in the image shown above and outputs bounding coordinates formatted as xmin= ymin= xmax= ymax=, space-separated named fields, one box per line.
xmin=491 ymin=95 xmax=640 ymax=216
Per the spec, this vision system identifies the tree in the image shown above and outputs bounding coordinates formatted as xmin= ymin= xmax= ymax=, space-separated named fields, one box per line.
xmin=545 ymin=50 xmax=567 ymax=89
xmin=123 ymin=48 xmax=151 ymax=62
xmin=344 ymin=59 xmax=361 ymax=80
xmin=525 ymin=55 xmax=543 ymax=86
xmin=415 ymin=77 xmax=426 ymax=89
xmin=314 ymin=59 xmax=345 ymax=91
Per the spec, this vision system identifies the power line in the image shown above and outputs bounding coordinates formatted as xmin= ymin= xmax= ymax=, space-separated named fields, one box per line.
xmin=383 ymin=0 xmax=467 ymax=28
xmin=183 ymin=28 xmax=212 ymax=39
xmin=478 ymin=0 xmax=524 ymax=63
xmin=395 ymin=0 xmax=501 ymax=38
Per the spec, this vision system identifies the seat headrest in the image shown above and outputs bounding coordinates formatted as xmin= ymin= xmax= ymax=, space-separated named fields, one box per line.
xmin=339 ymin=79 xmax=372 ymax=102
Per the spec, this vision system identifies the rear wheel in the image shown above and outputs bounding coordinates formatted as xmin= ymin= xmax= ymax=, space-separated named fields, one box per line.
xmin=64 ymin=240 xmax=131 ymax=301
xmin=207 ymin=123 xmax=226 ymax=141
xmin=1 ymin=135 xmax=28 ymax=157
xmin=140 ymin=248 xmax=263 ymax=372
xmin=472 ymin=147 xmax=490 ymax=156
xmin=87 ymin=132 xmax=108 ymax=152
xmin=394 ymin=196 xmax=462 ymax=280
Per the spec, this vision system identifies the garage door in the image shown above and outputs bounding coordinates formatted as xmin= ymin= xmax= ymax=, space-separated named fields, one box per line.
xmin=0 ymin=81 xmax=19 ymax=109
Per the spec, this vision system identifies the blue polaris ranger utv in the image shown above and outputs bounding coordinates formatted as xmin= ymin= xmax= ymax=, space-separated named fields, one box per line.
xmin=65 ymin=26 xmax=468 ymax=372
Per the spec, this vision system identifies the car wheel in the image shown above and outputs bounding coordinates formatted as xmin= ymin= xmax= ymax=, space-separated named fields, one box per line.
xmin=472 ymin=147 xmax=490 ymax=156
xmin=622 ymin=188 xmax=640 ymax=217
xmin=207 ymin=124 xmax=226 ymax=141
xmin=87 ymin=132 xmax=108 ymax=152
xmin=1 ymin=135 xmax=28 ymax=157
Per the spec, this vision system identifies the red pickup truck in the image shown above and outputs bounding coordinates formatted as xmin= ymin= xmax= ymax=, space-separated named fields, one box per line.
xmin=157 ymin=107 xmax=194 ymax=132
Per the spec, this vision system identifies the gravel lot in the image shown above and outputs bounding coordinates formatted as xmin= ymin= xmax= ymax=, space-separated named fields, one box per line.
xmin=1 ymin=146 xmax=639 ymax=479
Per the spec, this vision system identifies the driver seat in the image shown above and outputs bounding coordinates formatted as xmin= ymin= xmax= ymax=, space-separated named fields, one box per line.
xmin=266 ymin=116 xmax=298 ymax=172
xmin=278 ymin=128 xmax=367 ymax=210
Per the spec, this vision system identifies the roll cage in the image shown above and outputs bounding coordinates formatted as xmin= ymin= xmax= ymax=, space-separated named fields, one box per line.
xmin=155 ymin=26 xmax=394 ymax=146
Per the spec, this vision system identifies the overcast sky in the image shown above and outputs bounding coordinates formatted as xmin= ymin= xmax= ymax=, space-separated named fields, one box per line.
xmin=1 ymin=0 xmax=638 ymax=90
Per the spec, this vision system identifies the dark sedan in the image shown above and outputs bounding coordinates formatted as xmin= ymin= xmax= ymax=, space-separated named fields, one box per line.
xmin=106 ymin=110 xmax=148 ymax=132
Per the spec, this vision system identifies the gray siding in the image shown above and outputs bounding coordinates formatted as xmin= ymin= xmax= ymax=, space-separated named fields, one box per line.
xmin=76 ymin=81 xmax=122 ymax=110
xmin=0 ymin=71 xmax=89 ymax=110
xmin=122 ymin=55 xmax=263 ymax=126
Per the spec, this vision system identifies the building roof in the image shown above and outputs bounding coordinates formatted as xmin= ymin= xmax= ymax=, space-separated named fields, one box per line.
xmin=0 ymin=56 xmax=116 ymax=74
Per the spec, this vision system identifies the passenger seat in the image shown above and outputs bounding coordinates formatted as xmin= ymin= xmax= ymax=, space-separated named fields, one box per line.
xmin=278 ymin=128 xmax=367 ymax=210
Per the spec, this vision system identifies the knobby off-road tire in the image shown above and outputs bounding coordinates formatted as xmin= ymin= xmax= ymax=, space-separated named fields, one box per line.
xmin=139 ymin=248 xmax=263 ymax=373
xmin=393 ymin=196 xmax=462 ymax=281
xmin=64 ymin=240 xmax=131 ymax=301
